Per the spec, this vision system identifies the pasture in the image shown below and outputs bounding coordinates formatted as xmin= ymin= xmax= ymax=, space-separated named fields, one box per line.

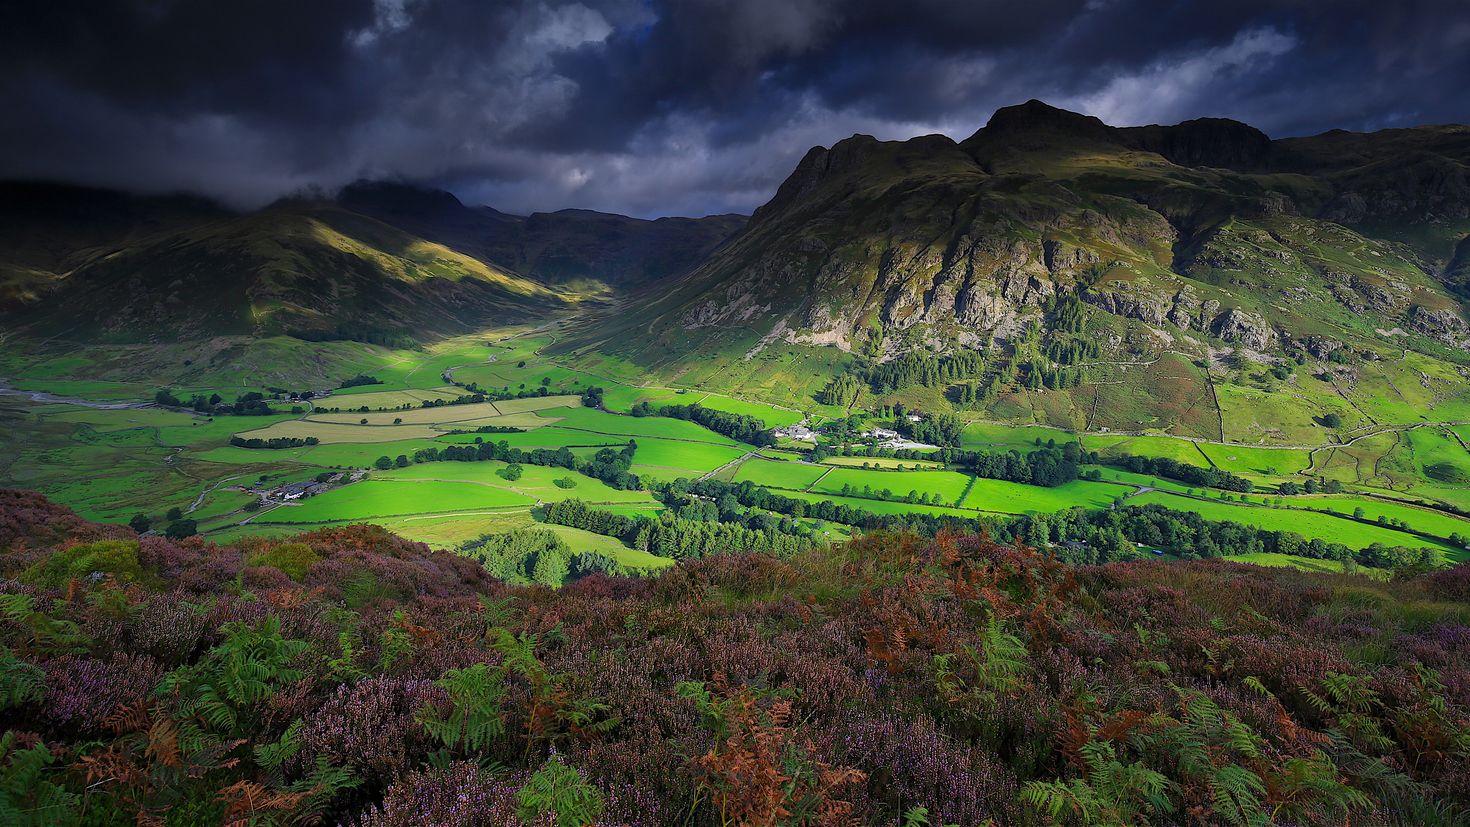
xmin=732 ymin=459 xmax=829 ymax=491
xmin=810 ymin=466 xmax=974 ymax=504
xmin=961 ymin=478 xmax=1124 ymax=513
xmin=256 ymin=479 xmax=537 ymax=523
xmin=1127 ymin=491 xmax=1460 ymax=557
xmin=541 ymin=407 xmax=740 ymax=444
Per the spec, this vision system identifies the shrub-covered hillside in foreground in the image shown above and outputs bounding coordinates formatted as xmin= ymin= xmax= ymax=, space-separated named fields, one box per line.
xmin=2 ymin=488 xmax=1469 ymax=826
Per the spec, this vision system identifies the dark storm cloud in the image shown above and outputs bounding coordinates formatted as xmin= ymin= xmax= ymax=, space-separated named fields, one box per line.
xmin=2 ymin=0 xmax=1468 ymax=217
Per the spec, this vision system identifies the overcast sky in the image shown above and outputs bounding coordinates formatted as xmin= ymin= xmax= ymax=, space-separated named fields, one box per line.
xmin=3 ymin=0 xmax=1469 ymax=218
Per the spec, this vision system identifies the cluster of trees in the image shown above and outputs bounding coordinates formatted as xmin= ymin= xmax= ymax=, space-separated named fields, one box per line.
xmin=1017 ymin=361 xmax=1086 ymax=390
xmin=897 ymin=412 xmax=965 ymax=447
xmin=632 ymin=512 xmax=814 ymax=559
xmin=407 ymin=440 xmax=640 ymax=489
xmin=671 ymin=478 xmax=973 ymax=536
xmin=441 ymin=424 xmax=525 ymax=436
xmin=1042 ymin=336 xmax=1101 ymax=366
xmin=292 ymin=323 xmax=417 ymax=349
xmin=458 ymin=528 xmax=622 ymax=585
xmin=541 ymin=498 xmax=815 ymax=560
xmin=338 ymin=374 xmax=383 ymax=389
xmin=943 ymin=442 xmax=1095 ymax=487
xmin=949 ymin=377 xmax=1006 ymax=408
xmin=1278 ymin=478 xmax=1345 ymax=495
xmin=229 ymin=436 xmax=320 ymax=449
xmin=865 ymin=350 xmax=988 ymax=394
xmin=996 ymin=504 xmax=1441 ymax=572
xmin=834 ymin=483 xmax=951 ymax=506
xmin=630 ymin=402 xmax=775 ymax=446
xmin=816 ymin=374 xmax=864 ymax=407
xmin=154 ymin=390 xmax=276 ymax=416
xmin=1108 ymin=454 xmax=1254 ymax=492
xmin=541 ymin=499 xmax=637 ymax=537
xmin=127 ymin=508 xmax=198 ymax=539
xmin=581 ymin=386 xmax=605 ymax=408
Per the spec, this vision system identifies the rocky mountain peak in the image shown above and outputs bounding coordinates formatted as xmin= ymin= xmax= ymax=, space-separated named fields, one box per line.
xmin=976 ymin=99 xmax=1114 ymax=140
xmin=1119 ymin=117 xmax=1275 ymax=170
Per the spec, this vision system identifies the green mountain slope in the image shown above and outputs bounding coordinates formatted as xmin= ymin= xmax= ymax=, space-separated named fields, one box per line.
xmin=558 ymin=101 xmax=1470 ymax=436
xmin=1 ymin=182 xmax=745 ymax=343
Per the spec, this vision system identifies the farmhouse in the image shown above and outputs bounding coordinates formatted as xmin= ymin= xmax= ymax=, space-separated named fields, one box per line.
xmin=277 ymin=481 xmax=331 ymax=501
xmin=774 ymin=423 xmax=818 ymax=442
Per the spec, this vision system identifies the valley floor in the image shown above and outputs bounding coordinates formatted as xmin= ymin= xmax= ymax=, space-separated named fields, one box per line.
xmin=4 ymin=317 xmax=1470 ymax=578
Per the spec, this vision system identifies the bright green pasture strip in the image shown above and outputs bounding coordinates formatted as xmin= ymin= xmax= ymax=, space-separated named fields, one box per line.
xmin=962 ymin=478 xmax=1123 ymax=513
xmin=962 ymin=422 xmax=1076 ymax=453
xmin=379 ymin=461 xmax=655 ymax=505
xmin=1302 ymin=495 xmax=1470 ymax=547
xmin=1229 ymin=552 xmax=1389 ymax=579
xmin=732 ymin=459 xmax=829 ymax=490
xmin=1084 ymin=434 xmax=1211 ymax=465
xmin=192 ymin=439 xmax=447 ymax=468
xmin=822 ymin=456 xmax=943 ymax=469
xmin=493 ymin=395 xmax=583 ymax=414
xmin=435 ymin=428 xmax=622 ymax=448
xmin=689 ymin=393 xmax=803 ymax=427
xmin=256 ymin=479 xmax=536 ymax=523
xmin=623 ymin=438 xmax=747 ymax=472
xmin=774 ymin=490 xmax=983 ymax=520
xmin=811 ymin=467 xmax=973 ymax=502
xmin=235 ymin=420 xmax=452 ymax=443
xmin=310 ymin=401 xmax=539 ymax=425
xmin=313 ymin=387 xmax=466 ymax=409
xmin=597 ymin=385 xmax=691 ymax=413
xmin=1194 ymin=443 xmax=1313 ymax=476
xmin=541 ymin=407 xmax=740 ymax=445
xmin=1128 ymin=491 xmax=1456 ymax=554
xmin=1089 ymin=468 xmax=1194 ymax=494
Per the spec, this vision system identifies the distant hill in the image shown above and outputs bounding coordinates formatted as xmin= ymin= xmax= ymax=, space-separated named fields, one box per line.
xmin=338 ymin=181 xmax=746 ymax=289
xmin=0 ymin=181 xmax=745 ymax=342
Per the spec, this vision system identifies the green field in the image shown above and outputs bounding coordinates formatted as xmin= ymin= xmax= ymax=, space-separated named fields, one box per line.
xmin=383 ymin=461 xmax=656 ymax=505
xmin=1128 ymin=491 xmax=1460 ymax=557
xmin=541 ymin=407 xmax=740 ymax=444
xmin=962 ymin=478 xmax=1124 ymax=513
xmin=732 ymin=459 xmax=829 ymax=490
xmin=256 ymin=479 xmax=537 ymax=523
xmin=810 ymin=466 xmax=974 ymax=504
xmin=623 ymin=438 xmax=747 ymax=473
xmin=822 ymin=455 xmax=943 ymax=469
xmin=10 ymin=318 xmax=1470 ymax=574
xmin=962 ymin=422 xmax=1077 ymax=453
xmin=1229 ymin=552 xmax=1389 ymax=579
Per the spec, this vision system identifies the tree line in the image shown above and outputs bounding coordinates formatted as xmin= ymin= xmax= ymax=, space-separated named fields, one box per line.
xmin=154 ymin=390 xmax=277 ymax=416
xmin=629 ymin=402 xmax=775 ymax=446
xmin=229 ymin=436 xmax=320 ymax=449
xmin=1106 ymin=454 xmax=1255 ymax=492
xmin=540 ymin=497 xmax=816 ymax=560
xmin=406 ymin=440 xmax=640 ymax=490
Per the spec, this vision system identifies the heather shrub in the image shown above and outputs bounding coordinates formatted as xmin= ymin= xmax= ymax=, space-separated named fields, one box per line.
xmin=3 ymin=489 xmax=1470 ymax=825
xmin=355 ymin=763 xmax=551 ymax=827
xmin=40 ymin=652 xmax=161 ymax=733
xmin=298 ymin=676 xmax=445 ymax=789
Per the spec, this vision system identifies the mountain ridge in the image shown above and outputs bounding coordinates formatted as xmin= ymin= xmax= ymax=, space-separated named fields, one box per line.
xmin=0 ymin=179 xmax=746 ymax=342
